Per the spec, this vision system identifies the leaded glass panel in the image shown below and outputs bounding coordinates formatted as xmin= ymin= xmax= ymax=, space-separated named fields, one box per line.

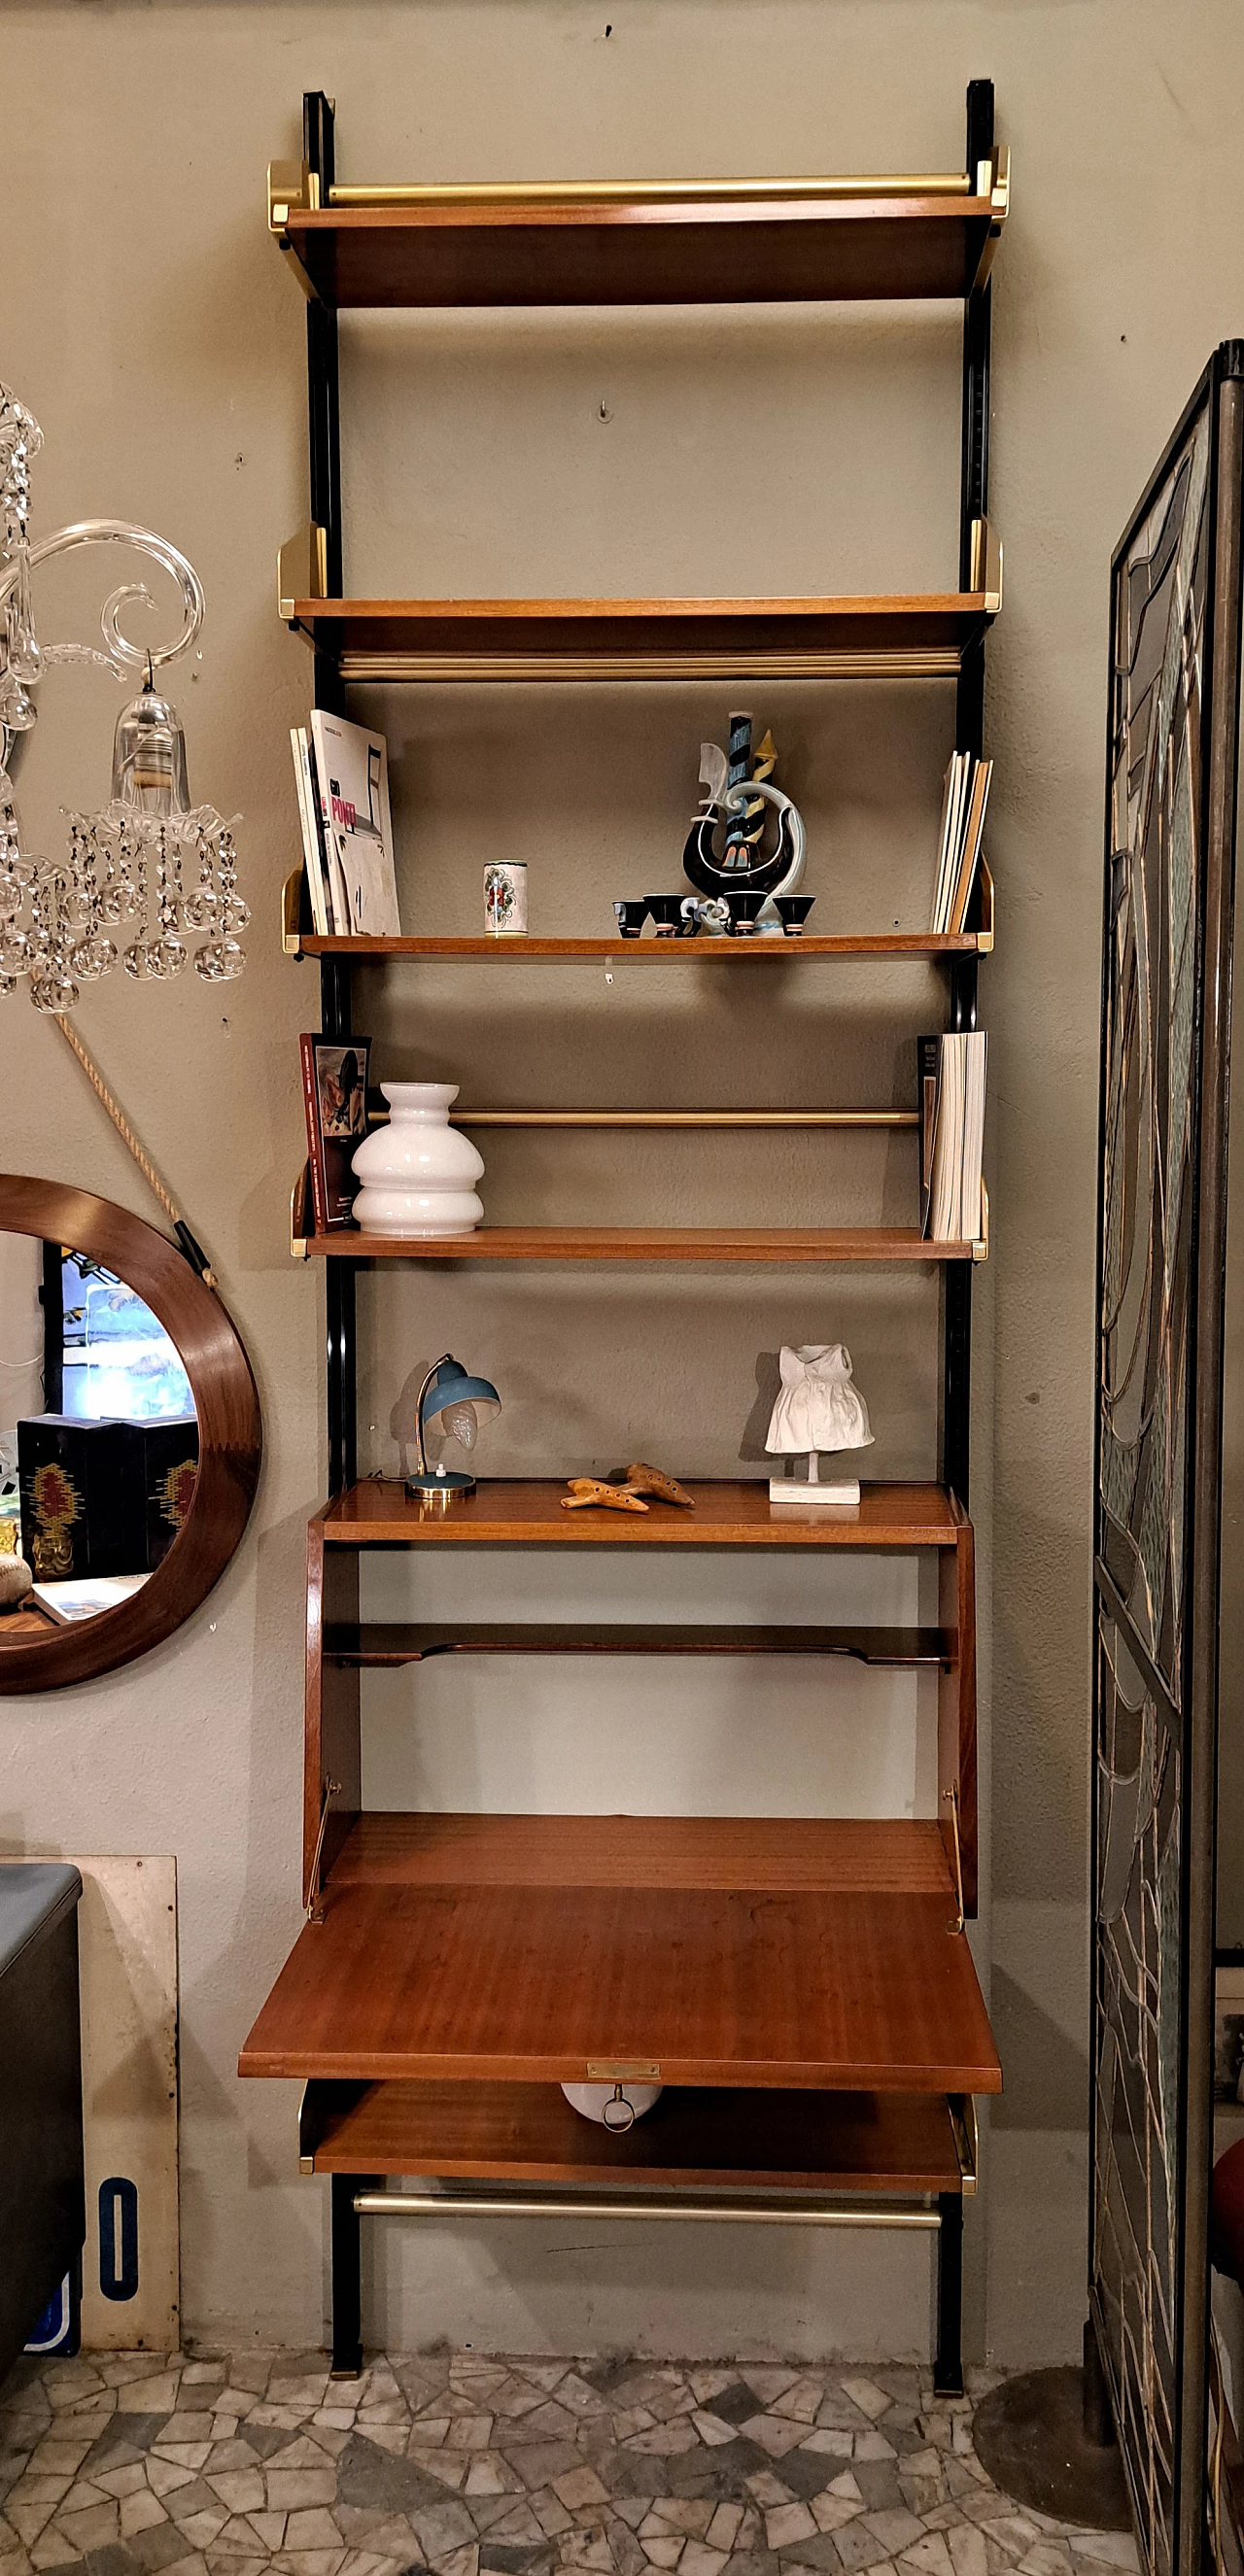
xmin=1098 ymin=405 xmax=1209 ymax=1695
xmin=1094 ymin=1605 xmax=1179 ymax=2576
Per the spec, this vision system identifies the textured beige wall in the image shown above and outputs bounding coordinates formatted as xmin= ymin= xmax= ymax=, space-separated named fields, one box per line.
xmin=3 ymin=0 xmax=1243 ymax=2367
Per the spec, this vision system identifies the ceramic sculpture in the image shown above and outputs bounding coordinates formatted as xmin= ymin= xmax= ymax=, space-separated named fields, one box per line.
xmin=766 ymin=1343 xmax=874 ymax=1506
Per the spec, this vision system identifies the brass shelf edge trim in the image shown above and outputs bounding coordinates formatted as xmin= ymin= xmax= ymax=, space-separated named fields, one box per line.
xmin=352 ymin=2187 xmax=943 ymax=2229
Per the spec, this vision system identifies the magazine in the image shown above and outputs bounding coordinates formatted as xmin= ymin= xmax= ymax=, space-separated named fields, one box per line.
xmin=309 ymin=711 xmax=400 ymax=935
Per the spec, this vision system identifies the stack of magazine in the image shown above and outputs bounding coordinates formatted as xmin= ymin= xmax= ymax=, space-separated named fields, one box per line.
xmin=291 ymin=711 xmax=402 ymax=936
xmin=917 ymin=1032 xmax=987 ymax=1244
xmin=931 ymin=751 xmax=991 ymax=934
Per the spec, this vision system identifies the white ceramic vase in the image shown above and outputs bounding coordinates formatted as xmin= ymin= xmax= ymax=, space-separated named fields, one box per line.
xmin=351 ymin=1082 xmax=485 ymax=1237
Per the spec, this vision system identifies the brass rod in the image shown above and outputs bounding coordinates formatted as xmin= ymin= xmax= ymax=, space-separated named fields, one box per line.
xmin=333 ymin=651 xmax=963 ymax=683
xmin=327 ymin=175 xmax=975 ymax=210
xmin=354 ymin=2189 xmax=942 ymax=2229
xmin=372 ymin=1110 xmax=919 ymax=1130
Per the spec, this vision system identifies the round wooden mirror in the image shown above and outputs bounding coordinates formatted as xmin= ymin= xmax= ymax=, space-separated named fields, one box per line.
xmin=0 ymin=1175 xmax=260 ymax=1691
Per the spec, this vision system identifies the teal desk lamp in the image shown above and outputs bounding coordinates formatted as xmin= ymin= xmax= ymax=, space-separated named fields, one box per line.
xmin=406 ymin=1354 xmax=501 ymax=1500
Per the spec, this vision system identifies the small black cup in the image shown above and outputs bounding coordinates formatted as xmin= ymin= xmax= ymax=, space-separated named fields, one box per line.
xmin=722 ymin=889 xmax=769 ymax=935
xmin=612 ymin=900 xmax=648 ymax=939
xmin=645 ymin=894 xmax=687 ymax=937
xmin=775 ymin=896 xmax=815 ymax=935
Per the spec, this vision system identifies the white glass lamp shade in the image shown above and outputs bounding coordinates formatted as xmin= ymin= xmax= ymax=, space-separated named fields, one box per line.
xmin=111 ymin=681 xmax=190 ymax=816
xmin=351 ymin=1082 xmax=485 ymax=1238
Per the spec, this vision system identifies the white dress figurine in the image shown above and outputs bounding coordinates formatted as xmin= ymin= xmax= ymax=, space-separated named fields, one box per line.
xmin=766 ymin=1344 xmax=874 ymax=1506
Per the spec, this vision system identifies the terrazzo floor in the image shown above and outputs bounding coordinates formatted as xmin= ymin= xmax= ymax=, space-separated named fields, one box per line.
xmin=0 ymin=2351 xmax=1138 ymax=2576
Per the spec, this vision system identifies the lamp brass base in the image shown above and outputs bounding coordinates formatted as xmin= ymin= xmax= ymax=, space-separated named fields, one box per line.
xmin=404 ymin=1469 xmax=476 ymax=1502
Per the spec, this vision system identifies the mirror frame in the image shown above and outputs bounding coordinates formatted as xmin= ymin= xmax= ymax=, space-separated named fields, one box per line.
xmin=0 ymin=1174 xmax=261 ymax=1692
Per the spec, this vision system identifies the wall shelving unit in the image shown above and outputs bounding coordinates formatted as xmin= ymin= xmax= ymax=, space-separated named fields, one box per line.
xmin=240 ymin=83 xmax=1007 ymax=2389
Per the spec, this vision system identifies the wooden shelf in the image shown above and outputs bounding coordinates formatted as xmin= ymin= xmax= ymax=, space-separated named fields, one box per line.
xmin=286 ymin=592 xmax=995 ymax=682
xmin=280 ymin=859 xmax=995 ymax=960
xmin=296 ymin=2077 xmax=974 ymax=2194
xmin=320 ymin=1477 xmax=969 ymax=1548
xmin=300 ymin=1224 xmax=981 ymax=1262
xmin=291 ymin=931 xmax=988 ymax=960
xmin=272 ymin=184 xmax=1006 ymax=312
xmin=325 ymin=1620 xmax=952 ymax=1666
xmin=238 ymin=1812 xmax=1000 ymax=2092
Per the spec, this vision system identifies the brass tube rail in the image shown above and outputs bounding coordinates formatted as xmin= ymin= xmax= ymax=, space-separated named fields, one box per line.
xmin=354 ymin=2187 xmax=942 ymax=2229
xmin=335 ymin=650 xmax=964 ymax=684
xmin=380 ymin=1110 xmax=919 ymax=1130
xmin=328 ymin=174 xmax=976 ymax=209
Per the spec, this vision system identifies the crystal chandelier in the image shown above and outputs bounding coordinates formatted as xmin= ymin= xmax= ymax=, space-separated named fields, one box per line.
xmin=0 ymin=382 xmax=248 ymax=1012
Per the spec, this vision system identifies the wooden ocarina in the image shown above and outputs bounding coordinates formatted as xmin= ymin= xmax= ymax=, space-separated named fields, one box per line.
xmin=620 ymin=1461 xmax=695 ymax=1508
xmin=561 ymin=1479 xmax=649 ymax=1513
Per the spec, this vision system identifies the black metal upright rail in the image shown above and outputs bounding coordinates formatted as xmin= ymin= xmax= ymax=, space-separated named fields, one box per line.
xmin=943 ymin=74 xmax=993 ymax=1516
xmin=303 ymin=93 xmax=357 ymax=1496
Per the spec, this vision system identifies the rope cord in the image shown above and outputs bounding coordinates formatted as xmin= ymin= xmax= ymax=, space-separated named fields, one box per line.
xmin=51 ymin=1013 xmax=218 ymax=1288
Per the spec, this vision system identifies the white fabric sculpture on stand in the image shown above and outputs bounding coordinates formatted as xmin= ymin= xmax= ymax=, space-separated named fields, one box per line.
xmin=766 ymin=1343 xmax=874 ymax=1506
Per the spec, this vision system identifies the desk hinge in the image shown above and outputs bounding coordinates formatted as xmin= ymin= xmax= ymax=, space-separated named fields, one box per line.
xmin=307 ymin=1776 xmax=342 ymax=1922
xmin=943 ymin=1785 xmax=965 ymax=1936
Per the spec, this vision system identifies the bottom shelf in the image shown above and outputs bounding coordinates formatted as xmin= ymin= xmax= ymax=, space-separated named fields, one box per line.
xmin=298 ymin=2078 xmax=975 ymax=2196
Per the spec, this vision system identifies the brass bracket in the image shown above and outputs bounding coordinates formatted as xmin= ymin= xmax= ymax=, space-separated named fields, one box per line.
xmin=291 ymin=1163 xmax=311 ymax=1261
xmin=943 ymin=1785 xmax=966 ymax=1935
xmin=973 ymin=1178 xmax=990 ymax=1264
xmin=969 ymin=516 xmax=1003 ymax=615
xmin=282 ymin=866 xmax=305 ymax=957
xmin=976 ymin=855 xmax=995 ymax=954
xmin=587 ymin=2060 xmax=661 ymax=2082
xmin=297 ymin=2079 xmax=315 ymax=2174
xmin=948 ymin=2093 xmax=979 ymax=2195
xmin=278 ymin=526 xmax=328 ymax=623
xmin=971 ymin=145 xmax=1010 ymax=292
xmin=268 ymin=160 xmax=320 ymax=298
xmin=268 ymin=157 xmax=315 ymax=230
xmin=306 ymin=1775 xmax=343 ymax=1922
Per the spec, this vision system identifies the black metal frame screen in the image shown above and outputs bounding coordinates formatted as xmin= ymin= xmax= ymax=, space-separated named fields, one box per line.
xmin=1091 ymin=342 xmax=1244 ymax=2576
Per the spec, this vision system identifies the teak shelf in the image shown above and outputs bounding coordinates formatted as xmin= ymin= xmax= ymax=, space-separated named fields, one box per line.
xmin=295 ymin=2079 xmax=976 ymax=2197
xmin=244 ymin=83 xmax=1005 ymax=2394
xmin=300 ymin=1223 xmax=983 ymax=1262
xmin=268 ymin=165 xmax=1007 ymax=310
xmin=279 ymin=861 xmax=996 ymax=958
xmin=320 ymin=1475 xmax=969 ymax=1546
xmin=283 ymin=590 xmax=998 ymax=683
